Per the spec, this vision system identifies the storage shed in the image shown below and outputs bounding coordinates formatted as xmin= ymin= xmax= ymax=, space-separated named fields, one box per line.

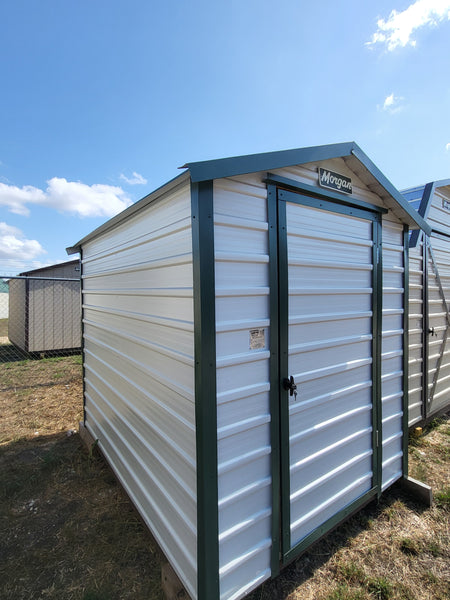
xmin=67 ymin=142 xmax=429 ymax=600
xmin=404 ymin=179 xmax=450 ymax=426
xmin=8 ymin=259 xmax=81 ymax=353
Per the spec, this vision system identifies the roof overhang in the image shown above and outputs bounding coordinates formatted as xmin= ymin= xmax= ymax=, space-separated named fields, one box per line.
xmin=68 ymin=142 xmax=430 ymax=255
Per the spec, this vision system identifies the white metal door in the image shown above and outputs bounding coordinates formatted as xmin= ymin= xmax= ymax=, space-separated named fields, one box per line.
xmin=278 ymin=190 xmax=379 ymax=561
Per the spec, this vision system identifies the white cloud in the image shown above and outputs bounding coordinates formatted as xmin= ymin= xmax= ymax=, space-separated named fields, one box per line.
xmin=367 ymin=0 xmax=450 ymax=50
xmin=120 ymin=171 xmax=147 ymax=185
xmin=0 ymin=222 xmax=45 ymax=260
xmin=0 ymin=183 xmax=45 ymax=216
xmin=0 ymin=178 xmax=133 ymax=218
xmin=446 ymin=142 xmax=450 ymax=151
xmin=381 ymin=92 xmax=404 ymax=113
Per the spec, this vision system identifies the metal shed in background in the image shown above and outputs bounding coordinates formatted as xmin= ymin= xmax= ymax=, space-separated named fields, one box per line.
xmin=8 ymin=259 xmax=81 ymax=353
xmin=68 ymin=142 xmax=429 ymax=600
xmin=404 ymin=179 xmax=450 ymax=426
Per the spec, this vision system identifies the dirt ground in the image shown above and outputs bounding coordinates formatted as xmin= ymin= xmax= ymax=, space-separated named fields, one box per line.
xmin=0 ymin=346 xmax=449 ymax=600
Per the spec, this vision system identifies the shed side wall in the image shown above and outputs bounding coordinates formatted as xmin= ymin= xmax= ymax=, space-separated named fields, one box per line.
xmin=27 ymin=280 xmax=81 ymax=352
xmin=80 ymin=182 xmax=197 ymax=599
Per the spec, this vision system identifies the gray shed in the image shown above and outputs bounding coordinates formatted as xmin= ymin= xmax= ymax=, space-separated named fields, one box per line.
xmin=8 ymin=259 xmax=81 ymax=353
xmin=68 ymin=142 xmax=429 ymax=600
xmin=404 ymin=180 xmax=450 ymax=426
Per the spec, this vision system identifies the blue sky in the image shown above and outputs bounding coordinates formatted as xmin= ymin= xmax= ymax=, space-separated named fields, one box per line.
xmin=1 ymin=0 xmax=450 ymax=274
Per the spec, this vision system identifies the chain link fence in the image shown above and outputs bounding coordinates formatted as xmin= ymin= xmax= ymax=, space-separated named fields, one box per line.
xmin=0 ymin=275 xmax=82 ymax=363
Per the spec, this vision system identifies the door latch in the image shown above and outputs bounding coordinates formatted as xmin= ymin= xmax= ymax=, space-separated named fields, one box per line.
xmin=428 ymin=327 xmax=436 ymax=337
xmin=283 ymin=375 xmax=298 ymax=400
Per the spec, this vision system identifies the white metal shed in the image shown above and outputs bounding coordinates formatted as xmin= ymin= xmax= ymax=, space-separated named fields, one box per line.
xmin=404 ymin=179 xmax=450 ymax=426
xmin=68 ymin=142 xmax=429 ymax=600
xmin=8 ymin=260 xmax=81 ymax=353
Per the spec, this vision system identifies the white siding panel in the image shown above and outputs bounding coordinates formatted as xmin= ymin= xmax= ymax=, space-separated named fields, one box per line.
xmin=286 ymin=203 xmax=374 ymax=547
xmin=214 ymin=178 xmax=272 ymax=600
xmin=426 ymin=232 xmax=450 ymax=416
xmin=81 ymin=181 xmax=197 ymax=599
xmin=381 ymin=218 xmax=405 ymax=490
xmin=408 ymin=240 xmax=424 ymax=426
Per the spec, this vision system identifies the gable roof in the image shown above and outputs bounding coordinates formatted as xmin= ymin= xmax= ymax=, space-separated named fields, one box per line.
xmin=67 ymin=142 xmax=430 ymax=254
xmin=402 ymin=178 xmax=450 ymax=247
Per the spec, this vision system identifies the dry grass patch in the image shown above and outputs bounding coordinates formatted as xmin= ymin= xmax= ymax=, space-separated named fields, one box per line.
xmin=1 ymin=354 xmax=449 ymax=600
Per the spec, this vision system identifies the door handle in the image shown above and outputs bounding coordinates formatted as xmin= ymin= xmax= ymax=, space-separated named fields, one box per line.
xmin=428 ymin=327 xmax=436 ymax=337
xmin=283 ymin=375 xmax=298 ymax=400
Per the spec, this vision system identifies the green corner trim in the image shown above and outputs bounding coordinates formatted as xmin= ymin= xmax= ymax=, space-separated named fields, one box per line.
xmin=402 ymin=226 xmax=410 ymax=475
xmin=268 ymin=184 xmax=281 ymax=577
xmin=191 ymin=180 xmax=220 ymax=600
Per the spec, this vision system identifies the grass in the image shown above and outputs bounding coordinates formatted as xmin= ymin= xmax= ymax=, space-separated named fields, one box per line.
xmin=1 ymin=355 xmax=449 ymax=600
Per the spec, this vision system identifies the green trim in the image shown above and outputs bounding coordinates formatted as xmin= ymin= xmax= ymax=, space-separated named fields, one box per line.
xmin=277 ymin=188 xmax=380 ymax=223
xmin=265 ymin=173 xmax=388 ymax=215
xmin=402 ymin=226 xmax=410 ymax=475
xmin=268 ymin=184 xmax=281 ymax=577
xmin=423 ymin=237 xmax=429 ymax=422
xmin=277 ymin=196 xmax=291 ymax=559
xmin=350 ymin=146 xmax=431 ymax=236
xmin=191 ymin=180 xmax=220 ymax=600
xmin=283 ymin=487 xmax=378 ymax=565
xmin=372 ymin=220 xmax=383 ymax=496
xmin=185 ymin=142 xmax=356 ymax=183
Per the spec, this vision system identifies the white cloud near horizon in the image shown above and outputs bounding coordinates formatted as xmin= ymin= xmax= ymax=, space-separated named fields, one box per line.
xmin=0 ymin=222 xmax=45 ymax=260
xmin=0 ymin=178 xmax=133 ymax=218
xmin=120 ymin=171 xmax=147 ymax=185
xmin=367 ymin=0 xmax=450 ymax=50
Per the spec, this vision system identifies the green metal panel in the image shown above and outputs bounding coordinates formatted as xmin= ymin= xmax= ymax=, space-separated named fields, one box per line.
xmin=268 ymin=184 xmax=281 ymax=577
xmin=191 ymin=180 xmax=220 ymax=600
xmin=402 ymin=225 xmax=410 ymax=475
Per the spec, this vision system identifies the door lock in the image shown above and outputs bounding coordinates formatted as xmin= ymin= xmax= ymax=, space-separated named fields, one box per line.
xmin=283 ymin=375 xmax=298 ymax=400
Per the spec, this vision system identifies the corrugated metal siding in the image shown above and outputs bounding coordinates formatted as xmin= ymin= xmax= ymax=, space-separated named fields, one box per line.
xmin=408 ymin=239 xmax=424 ymax=426
xmin=8 ymin=278 xmax=27 ymax=350
xmin=381 ymin=218 xmax=405 ymax=490
xmin=214 ymin=178 xmax=272 ymax=600
xmin=81 ymin=182 xmax=198 ymax=599
xmin=425 ymin=186 xmax=450 ymax=237
xmin=285 ymin=202 xmax=374 ymax=546
xmin=27 ymin=279 xmax=81 ymax=352
xmin=426 ymin=232 xmax=450 ymax=416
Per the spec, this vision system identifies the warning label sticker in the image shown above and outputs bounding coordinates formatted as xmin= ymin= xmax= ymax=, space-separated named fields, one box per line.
xmin=249 ymin=328 xmax=266 ymax=350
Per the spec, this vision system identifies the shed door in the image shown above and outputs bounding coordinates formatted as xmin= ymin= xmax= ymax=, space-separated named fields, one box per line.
xmin=425 ymin=235 xmax=450 ymax=417
xmin=277 ymin=189 xmax=380 ymax=562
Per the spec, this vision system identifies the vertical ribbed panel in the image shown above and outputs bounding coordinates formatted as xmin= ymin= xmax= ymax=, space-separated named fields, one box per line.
xmin=408 ymin=239 xmax=424 ymax=426
xmin=8 ymin=278 xmax=27 ymax=350
xmin=381 ymin=218 xmax=405 ymax=490
xmin=27 ymin=279 xmax=81 ymax=352
xmin=214 ymin=178 xmax=272 ymax=600
xmin=81 ymin=182 xmax=197 ymax=599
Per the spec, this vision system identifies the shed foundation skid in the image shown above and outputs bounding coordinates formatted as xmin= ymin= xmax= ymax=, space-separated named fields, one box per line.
xmin=68 ymin=143 xmax=428 ymax=600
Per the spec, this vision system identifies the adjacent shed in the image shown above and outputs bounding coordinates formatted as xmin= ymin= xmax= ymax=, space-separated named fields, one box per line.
xmin=8 ymin=259 xmax=81 ymax=353
xmin=404 ymin=179 xmax=450 ymax=426
xmin=68 ymin=142 xmax=429 ymax=600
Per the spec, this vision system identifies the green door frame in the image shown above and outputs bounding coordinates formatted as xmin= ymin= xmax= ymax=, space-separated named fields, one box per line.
xmin=267 ymin=176 xmax=384 ymax=570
